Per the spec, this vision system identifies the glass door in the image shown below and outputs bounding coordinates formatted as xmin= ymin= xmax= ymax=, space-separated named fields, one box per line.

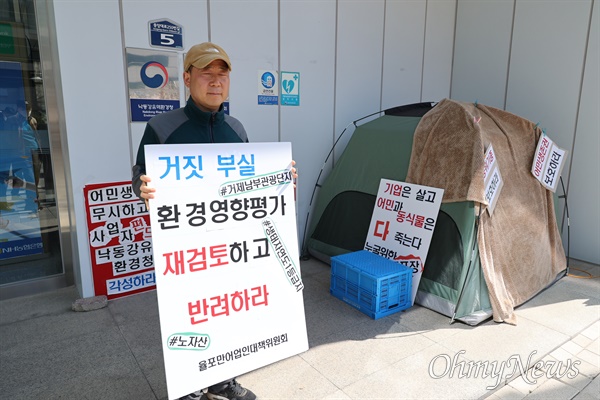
xmin=0 ymin=0 xmax=65 ymax=297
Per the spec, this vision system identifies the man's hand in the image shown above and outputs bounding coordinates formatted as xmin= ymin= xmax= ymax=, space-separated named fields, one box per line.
xmin=291 ymin=160 xmax=298 ymax=188
xmin=291 ymin=160 xmax=298 ymax=179
xmin=139 ymin=175 xmax=156 ymax=209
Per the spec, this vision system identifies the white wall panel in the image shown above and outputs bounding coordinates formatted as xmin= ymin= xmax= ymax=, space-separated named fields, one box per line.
xmin=381 ymin=0 xmax=426 ymax=109
xmin=53 ymin=0 xmax=130 ymax=297
xmin=421 ymin=0 xmax=456 ymax=102
xmin=279 ymin=0 xmax=337 ymax=247
xmin=334 ymin=0 xmax=385 ymax=161
xmin=506 ymin=0 xmax=591 ymax=236
xmin=451 ymin=0 xmax=514 ymax=109
xmin=566 ymin=2 xmax=599 ymax=264
xmin=506 ymin=1 xmax=590 ymax=155
xmin=210 ymin=0 xmax=279 ymax=144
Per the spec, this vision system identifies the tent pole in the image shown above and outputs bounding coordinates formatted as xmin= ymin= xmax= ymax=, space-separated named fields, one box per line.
xmin=299 ymin=110 xmax=385 ymax=259
xmin=299 ymin=121 xmax=354 ymax=259
xmin=559 ymin=177 xmax=570 ymax=277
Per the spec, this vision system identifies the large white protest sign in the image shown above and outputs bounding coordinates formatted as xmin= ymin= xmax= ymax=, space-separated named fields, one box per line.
xmin=364 ymin=178 xmax=444 ymax=304
xmin=531 ymin=133 xmax=568 ymax=192
xmin=145 ymin=142 xmax=308 ymax=399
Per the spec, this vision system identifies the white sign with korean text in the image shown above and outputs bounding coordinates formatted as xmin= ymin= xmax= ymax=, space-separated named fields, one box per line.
xmin=364 ymin=179 xmax=444 ymax=305
xmin=483 ymin=145 xmax=504 ymax=216
xmin=531 ymin=133 xmax=568 ymax=193
xmin=145 ymin=142 xmax=308 ymax=399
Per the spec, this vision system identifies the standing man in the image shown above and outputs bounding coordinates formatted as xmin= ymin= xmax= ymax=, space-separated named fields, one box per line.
xmin=132 ymin=42 xmax=256 ymax=400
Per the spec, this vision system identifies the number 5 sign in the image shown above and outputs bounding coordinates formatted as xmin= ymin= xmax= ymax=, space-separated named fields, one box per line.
xmin=149 ymin=19 xmax=183 ymax=50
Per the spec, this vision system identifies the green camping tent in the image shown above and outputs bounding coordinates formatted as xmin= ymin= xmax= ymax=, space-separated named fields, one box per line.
xmin=303 ymin=103 xmax=494 ymax=325
xmin=305 ymin=100 xmax=567 ymax=325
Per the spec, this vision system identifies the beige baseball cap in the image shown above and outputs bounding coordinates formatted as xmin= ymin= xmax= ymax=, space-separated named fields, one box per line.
xmin=184 ymin=42 xmax=232 ymax=72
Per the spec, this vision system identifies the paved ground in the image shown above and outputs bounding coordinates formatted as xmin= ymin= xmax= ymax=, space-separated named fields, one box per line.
xmin=0 ymin=257 xmax=598 ymax=400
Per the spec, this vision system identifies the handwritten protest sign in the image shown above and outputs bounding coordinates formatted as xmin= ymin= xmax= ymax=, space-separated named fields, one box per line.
xmin=365 ymin=178 xmax=444 ymax=304
xmin=84 ymin=181 xmax=155 ymax=300
xmin=483 ymin=145 xmax=504 ymax=216
xmin=145 ymin=142 xmax=308 ymax=399
xmin=531 ymin=133 xmax=567 ymax=192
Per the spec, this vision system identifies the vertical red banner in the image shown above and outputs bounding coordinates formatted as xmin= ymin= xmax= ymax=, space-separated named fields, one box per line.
xmin=84 ymin=181 xmax=155 ymax=300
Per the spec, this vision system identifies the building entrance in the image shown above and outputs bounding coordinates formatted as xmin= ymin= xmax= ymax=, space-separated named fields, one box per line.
xmin=1 ymin=0 xmax=66 ymax=299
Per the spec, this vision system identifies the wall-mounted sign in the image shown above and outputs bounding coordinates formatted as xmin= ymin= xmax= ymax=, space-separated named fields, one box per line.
xmin=149 ymin=19 xmax=183 ymax=50
xmin=280 ymin=71 xmax=299 ymax=106
xmin=126 ymin=47 xmax=180 ymax=122
xmin=0 ymin=23 xmax=15 ymax=55
xmin=0 ymin=22 xmax=27 ymax=60
xmin=258 ymin=70 xmax=278 ymax=105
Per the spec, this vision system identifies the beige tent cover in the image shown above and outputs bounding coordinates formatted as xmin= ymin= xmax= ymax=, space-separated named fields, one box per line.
xmin=406 ymin=99 xmax=566 ymax=324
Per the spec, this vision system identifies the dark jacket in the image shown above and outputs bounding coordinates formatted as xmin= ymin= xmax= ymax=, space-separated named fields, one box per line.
xmin=131 ymin=98 xmax=248 ymax=198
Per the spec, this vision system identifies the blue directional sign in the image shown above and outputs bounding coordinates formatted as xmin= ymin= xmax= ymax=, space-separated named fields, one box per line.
xmin=149 ymin=19 xmax=183 ymax=50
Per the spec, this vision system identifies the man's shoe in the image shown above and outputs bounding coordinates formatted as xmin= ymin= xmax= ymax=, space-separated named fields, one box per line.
xmin=206 ymin=379 xmax=256 ymax=400
xmin=176 ymin=390 xmax=203 ymax=400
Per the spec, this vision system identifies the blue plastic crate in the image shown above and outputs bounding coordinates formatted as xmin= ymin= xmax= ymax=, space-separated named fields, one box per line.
xmin=330 ymin=250 xmax=412 ymax=319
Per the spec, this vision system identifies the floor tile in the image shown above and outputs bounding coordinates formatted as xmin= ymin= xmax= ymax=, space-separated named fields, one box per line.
xmin=300 ymin=319 xmax=435 ymax=388
xmin=514 ymin=279 xmax=600 ymax=337
xmin=490 ymin=383 xmax=528 ymax=400
xmin=576 ymin=349 xmax=600 ymax=369
xmin=342 ymin=343 xmax=496 ymax=399
xmin=522 ymin=378 xmax=579 ymax=399
xmin=438 ymin=316 xmax=569 ymax=366
xmin=238 ymin=354 xmax=343 ymax=400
